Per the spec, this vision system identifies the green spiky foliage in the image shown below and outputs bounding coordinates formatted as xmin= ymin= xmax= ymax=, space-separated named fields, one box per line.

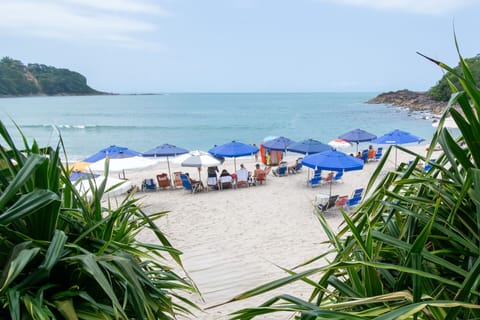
xmin=228 ymin=41 xmax=480 ymax=319
xmin=0 ymin=123 xmax=198 ymax=319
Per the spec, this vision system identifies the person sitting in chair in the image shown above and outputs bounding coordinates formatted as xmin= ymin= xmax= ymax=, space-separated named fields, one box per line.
xmin=253 ymin=163 xmax=266 ymax=184
xmin=235 ymin=164 xmax=250 ymax=188
xmin=367 ymin=145 xmax=376 ymax=161
xmin=185 ymin=172 xmax=204 ymax=190
xmin=219 ymin=169 xmax=233 ymax=189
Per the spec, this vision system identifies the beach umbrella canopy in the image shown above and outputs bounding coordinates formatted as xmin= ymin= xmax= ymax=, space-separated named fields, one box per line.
xmin=372 ymin=129 xmax=424 ymax=167
xmin=262 ymin=136 xmax=295 ymax=151
xmin=372 ymin=129 xmax=424 ymax=145
xmin=338 ymin=129 xmax=377 ymax=151
xmin=87 ymin=156 xmax=158 ymax=178
xmin=83 ymin=145 xmax=141 ymax=163
xmin=328 ymin=138 xmax=352 ymax=149
xmin=173 ymin=150 xmax=224 ymax=181
xmin=209 ymin=141 xmax=259 ymax=171
xmin=302 ymin=150 xmax=364 ymax=172
xmin=174 ymin=150 xmax=224 ymax=167
xmin=142 ymin=144 xmax=189 ymax=157
xmin=287 ymin=139 xmax=332 ymax=155
xmin=302 ymin=150 xmax=364 ymax=196
xmin=142 ymin=144 xmax=189 ymax=187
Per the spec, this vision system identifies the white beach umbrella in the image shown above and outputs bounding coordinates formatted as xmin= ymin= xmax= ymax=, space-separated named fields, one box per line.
xmin=173 ymin=150 xmax=223 ymax=167
xmin=328 ymin=138 xmax=352 ymax=149
xmin=173 ymin=150 xmax=223 ymax=180
xmin=87 ymin=156 xmax=158 ymax=178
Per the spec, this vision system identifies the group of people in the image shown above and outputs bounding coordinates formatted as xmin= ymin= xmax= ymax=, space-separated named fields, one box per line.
xmin=190 ymin=163 xmax=268 ymax=190
xmin=352 ymin=145 xmax=377 ymax=162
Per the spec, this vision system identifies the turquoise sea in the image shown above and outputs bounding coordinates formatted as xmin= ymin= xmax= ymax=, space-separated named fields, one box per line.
xmin=0 ymin=93 xmax=436 ymax=161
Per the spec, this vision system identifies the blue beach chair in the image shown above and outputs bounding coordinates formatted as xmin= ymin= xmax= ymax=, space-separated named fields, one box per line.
xmin=346 ymin=188 xmax=364 ymax=207
xmin=375 ymin=147 xmax=383 ymax=161
xmin=180 ymin=174 xmax=202 ymax=194
xmin=141 ymin=178 xmax=157 ymax=192
xmin=308 ymin=169 xmax=322 ymax=187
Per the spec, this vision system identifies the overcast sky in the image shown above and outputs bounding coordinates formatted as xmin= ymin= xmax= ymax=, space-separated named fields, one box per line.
xmin=1 ymin=0 xmax=479 ymax=93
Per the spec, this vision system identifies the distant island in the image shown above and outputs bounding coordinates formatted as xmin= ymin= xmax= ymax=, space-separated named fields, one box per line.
xmin=368 ymin=54 xmax=480 ymax=114
xmin=0 ymin=57 xmax=107 ymax=97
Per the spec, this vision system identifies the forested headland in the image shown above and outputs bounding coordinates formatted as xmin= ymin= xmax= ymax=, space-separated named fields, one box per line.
xmin=0 ymin=57 xmax=106 ymax=97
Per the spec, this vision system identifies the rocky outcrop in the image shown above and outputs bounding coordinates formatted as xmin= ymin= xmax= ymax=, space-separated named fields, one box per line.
xmin=368 ymin=89 xmax=447 ymax=114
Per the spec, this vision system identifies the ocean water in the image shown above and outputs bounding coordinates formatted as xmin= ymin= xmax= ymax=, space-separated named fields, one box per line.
xmin=0 ymin=93 xmax=437 ymax=161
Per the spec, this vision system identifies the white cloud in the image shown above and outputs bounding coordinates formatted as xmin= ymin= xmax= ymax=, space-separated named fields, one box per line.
xmin=328 ymin=0 xmax=474 ymax=15
xmin=0 ymin=0 xmax=166 ymax=49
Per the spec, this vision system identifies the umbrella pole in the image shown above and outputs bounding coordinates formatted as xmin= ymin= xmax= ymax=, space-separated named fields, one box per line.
xmin=167 ymin=156 xmax=173 ymax=188
xmin=234 ymin=158 xmax=237 ymax=172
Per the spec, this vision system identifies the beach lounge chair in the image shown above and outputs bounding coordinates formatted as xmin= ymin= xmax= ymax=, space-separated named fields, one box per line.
xmin=308 ymin=170 xmax=322 ymax=187
xmin=361 ymin=150 xmax=369 ymax=163
xmin=374 ymin=147 xmax=383 ymax=161
xmin=423 ymin=159 xmax=436 ymax=172
xmin=335 ymin=195 xmax=349 ymax=208
xmin=207 ymin=177 xmax=219 ymax=190
xmin=346 ymin=188 xmax=364 ymax=207
xmin=180 ymin=174 xmax=202 ymax=194
xmin=156 ymin=173 xmax=170 ymax=189
xmin=141 ymin=178 xmax=157 ymax=192
xmin=333 ymin=171 xmax=343 ymax=183
xmin=173 ymin=171 xmax=183 ymax=188
xmin=235 ymin=167 xmax=249 ymax=188
xmin=220 ymin=175 xmax=234 ymax=189
xmin=318 ymin=194 xmax=339 ymax=212
xmin=273 ymin=161 xmax=288 ymax=176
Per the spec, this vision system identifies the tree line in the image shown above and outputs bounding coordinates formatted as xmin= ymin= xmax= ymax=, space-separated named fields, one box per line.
xmin=0 ymin=57 xmax=103 ymax=96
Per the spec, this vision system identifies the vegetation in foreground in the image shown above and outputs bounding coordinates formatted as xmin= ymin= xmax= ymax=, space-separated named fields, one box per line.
xmin=228 ymin=42 xmax=480 ymax=319
xmin=0 ymin=124 xmax=198 ymax=318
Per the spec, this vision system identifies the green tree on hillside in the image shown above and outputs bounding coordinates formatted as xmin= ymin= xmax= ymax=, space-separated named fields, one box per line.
xmin=0 ymin=57 xmax=103 ymax=96
xmin=0 ymin=57 xmax=39 ymax=95
xmin=428 ymin=54 xmax=480 ymax=101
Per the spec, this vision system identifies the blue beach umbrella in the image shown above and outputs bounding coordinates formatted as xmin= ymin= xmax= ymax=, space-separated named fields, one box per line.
xmin=209 ymin=141 xmax=259 ymax=171
xmin=143 ymin=144 xmax=190 ymax=187
xmin=372 ymin=129 xmax=424 ymax=167
xmin=262 ymin=136 xmax=295 ymax=152
xmin=287 ymin=139 xmax=332 ymax=155
xmin=338 ymin=128 xmax=377 ymax=152
xmin=83 ymin=145 xmax=141 ymax=162
xmin=302 ymin=150 xmax=364 ymax=196
xmin=69 ymin=171 xmax=99 ymax=181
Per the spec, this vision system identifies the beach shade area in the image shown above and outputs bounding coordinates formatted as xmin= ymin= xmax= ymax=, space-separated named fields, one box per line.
xmin=372 ymin=129 xmax=424 ymax=167
xmin=287 ymin=139 xmax=332 ymax=155
xmin=83 ymin=145 xmax=141 ymax=162
xmin=302 ymin=150 xmax=364 ymax=196
xmin=173 ymin=150 xmax=224 ymax=181
xmin=209 ymin=141 xmax=259 ymax=171
xmin=87 ymin=156 xmax=158 ymax=179
xmin=74 ymin=175 xmax=132 ymax=199
xmin=338 ymin=128 xmax=377 ymax=152
xmin=142 ymin=143 xmax=189 ymax=187
xmin=262 ymin=136 xmax=295 ymax=152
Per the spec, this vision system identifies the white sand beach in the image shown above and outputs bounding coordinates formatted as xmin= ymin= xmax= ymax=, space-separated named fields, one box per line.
xmin=118 ymin=144 xmax=435 ymax=319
